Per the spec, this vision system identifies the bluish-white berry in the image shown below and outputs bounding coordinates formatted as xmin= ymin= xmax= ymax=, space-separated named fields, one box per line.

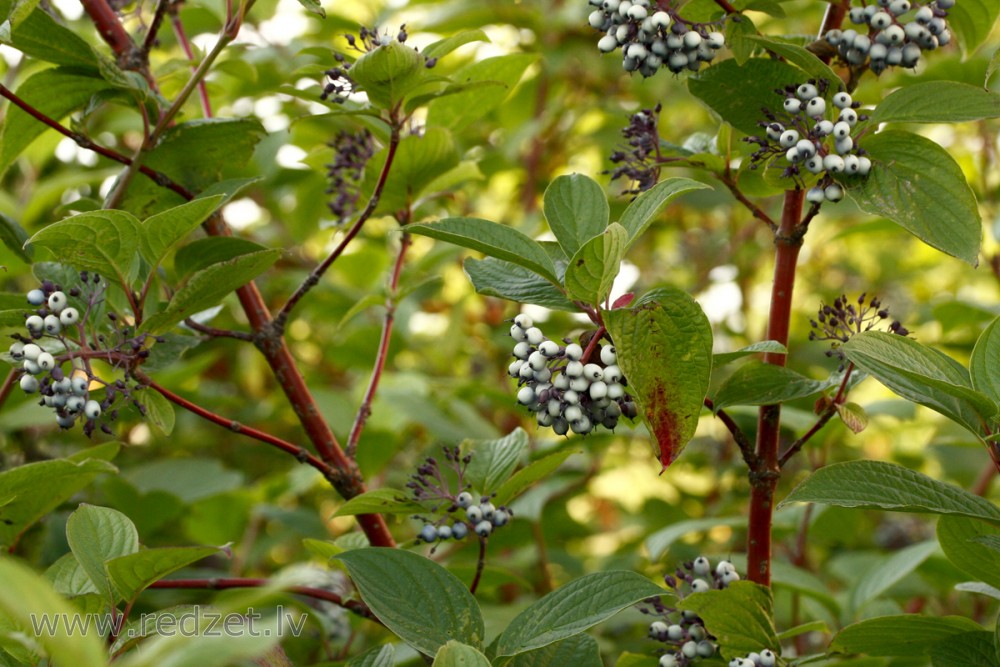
xmin=26 ymin=289 xmax=45 ymax=306
xmin=475 ymin=520 xmax=492 ymax=537
xmin=19 ymin=374 xmax=39 ymax=393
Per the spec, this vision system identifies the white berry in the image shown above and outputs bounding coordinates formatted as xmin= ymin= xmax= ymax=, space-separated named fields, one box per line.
xmin=47 ymin=291 xmax=67 ymax=312
xmin=19 ymin=374 xmax=39 ymax=393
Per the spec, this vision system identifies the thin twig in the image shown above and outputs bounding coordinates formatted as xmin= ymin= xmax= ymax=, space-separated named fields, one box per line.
xmin=711 ymin=0 xmax=739 ymax=14
xmin=779 ymin=363 xmax=854 ymax=467
xmin=346 ymin=232 xmax=411 ymax=458
xmin=142 ymin=0 xmax=171 ymax=54
xmin=470 ymin=537 xmax=487 ymax=594
xmin=716 ymin=169 xmax=778 ymax=232
xmin=147 ymin=578 xmax=377 ymax=621
xmin=183 ymin=318 xmax=255 ymax=341
xmin=274 ymin=122 xmax=403 ymax=329
xmin=0 ymin=367 xmax=16 ymax=413
xmin=704 ymin=397 xmax=759 ymax=468
xmin=170 ymin=8 xmax=213 ymax=118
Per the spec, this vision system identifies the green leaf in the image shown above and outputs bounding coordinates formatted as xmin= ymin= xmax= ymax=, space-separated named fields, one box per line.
xmin=725 ymin=14 xmax=758 ymax=65
xmin=617 ymin=178 xmax=709 ymax=247
xmin=947 ymin=0 xmax=1000 ymax=55
xmin=0 ymin=558 xmax=109 ymax=667
xmin=432 ymin=641 xmax=491 ymax=667
xmin=712 ymin=362 xmax=833 ymax=411
xmin=988 ymin=47 xmax=1000 ymax=86
xmin=0 ymin=68 xmax=110 ymax=176
xmin=869 ymin=82 xmax=1000 ymax=125
xmin=849 ymin=541 xmax=937 ymax=615
xmin=712 ymin=341 xmax=787 ymax=367
xmin=422 ymin=29 xmax=490 ymax=59
xmin=374 ymin=127 xmax=460 ymax=213
xmin=464 ymin=258 xmax=576 ymax=311
xmin=336 ymin=548 xmax=484 ymax=656
xmin=505 ymin=634 xmax=603 ymax=667
xmin=28 ymin=210 xmax=142 ymax=287
xmin=970 ymin=316 xmax=1000 ymax=405
xmin=848 ymin=130 xmax=981 ymax=266
xmin=0 ymin=0 xmax=43 ymax=39
xmin=677 ymin=582 xmax=779 ymax=659
xmin=0 ymin=457 xmax=117 ymax=550
xmin=0 ymin=212 xmax=31 ymax=263
xmin=350 ymin=40 xmax=425 ymax=108
xmin=688 ymin=58 xmax=805 ymax=136
xmin=427 ymin=54 xmax=538 ymax=130
xmin=830 ymin=615 xmax=984 ymax=656
xmin=493 ymin=448 xmax=579 ymax=507
xmin=462 ymin=428 xmax=528 ymax=496
xmin=345 ymin=644 xmax=394 ymax=667
xmin=775 ymin=620 xmax=829 ymax=641
xmin=292 ymin=0 xmax=324 ymax=17
xmin=410 ymin=218 xmax=558 ymax=283
xmin=66 ymin=504 xmax=139 ymax=601
xmin=331 ymin=488 xmax=425 ymax=517
xmin=779 ymin=460 xmax=1000 ymax=526
xmin=0 ymin=0 xmax=96 ymax=67
xmin=836 ymin=401 xmax=870 ymax=434
xmin=135 ymin=389 xmax=175 ymax=436
xmin=494 ymin=571 xmax=665 ymax=657
xmin=542 ymin=174 xmax=609 ymax=257
xmin=744 ymin=36 xmax=841 ymax=84
xmin=106 ymin=546 xmax=223 ymax=602
xmin=139 ymin=196 xmax=225 ymax=268
xmin=564 ymin=223 xmax=627 ymax=305
xmin=937 ymin=515 xmax=1000 ymax=592
xmin=173 ymin=237 xmax=270 ymax=278
xmin=931 ymin=631 xmax=995 ymax=667
xmin=604 ymin=288 xmax=713 ymax=469
xmin=842 ymin=331 xmax=997 ymax=439
xmin=141 ymin=249 xmax=280 ymax=333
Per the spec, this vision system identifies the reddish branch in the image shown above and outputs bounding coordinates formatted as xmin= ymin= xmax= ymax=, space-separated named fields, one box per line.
xmin=747 ymin=188 xmax=804 ymax=587
xmin=346 ymin=232 xmax=411 ymax=458
xmin=148 ymin=578 xmax=377 ymax=621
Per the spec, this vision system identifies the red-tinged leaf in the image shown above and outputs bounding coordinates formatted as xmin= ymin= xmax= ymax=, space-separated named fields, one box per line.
xmin=612 ymin=293 xmax=635 ymax=309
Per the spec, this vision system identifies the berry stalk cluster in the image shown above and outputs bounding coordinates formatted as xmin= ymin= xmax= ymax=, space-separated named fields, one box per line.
xmin=746 ymin=82 xmax=871 ymax=203
xmin=809 ymin=293 xmax=908 ymax=367
xmin=824 ymin=0 xmax=955 ymax=74
xmin=407 ymin=447 xmax=513 ymax=545
xmin=587 ymin=0 xmax=725 ymax=77
xmin=508 ymin=314 xmax=636 ymax=436
xmin=642 ymin=556 xmax=743 ymax=667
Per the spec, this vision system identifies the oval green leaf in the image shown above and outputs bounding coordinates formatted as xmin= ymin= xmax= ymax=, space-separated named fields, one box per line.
xmin=28 ymin=209 xmax=142 ymax=287
xmin=676 ymin=581 xmax=778 ymax=659
xmin=432 ymin=641 xmax=491 ymax=667
xmin=464 ymin=257 xmax=575 ymax=311
xmin=617 ymin=177 xmax=709 ymax=247
xmin=542 ymin=174 xmax=609 ymax=257
xmin=869 ymin=82 xmax=1000 ymax=125
xmin=831 ymin=615 xmax=983 ymax=657
xmin=66 ymin=504 xmax=139 ymax=601
xmin=564 ymin=223 xmax=627 ymax=305
xmin=712 ymin=361 xmax=835 ymax=411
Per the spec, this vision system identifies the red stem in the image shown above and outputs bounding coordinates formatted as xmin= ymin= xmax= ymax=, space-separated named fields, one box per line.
xmin=747 ymin=188 xmax=804 ymax=587
xmin=170 ymin=12 xmax=213 ymax=118
xmin=148 ymin=578 xmax=377 ymax=621
xmin=346 ymin=232 xmax=411 ymax=458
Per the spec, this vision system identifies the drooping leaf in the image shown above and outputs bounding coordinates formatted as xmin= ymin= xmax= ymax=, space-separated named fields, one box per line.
xmin=372 ymin=127 xmax=460 ymax=213
xmin=836 ymin=401 xmax=869 ymax=434
xmin=542 ymin=174 xmax=609 ymax=257
xmin=688 ymin=58 xmax=805 ymax=136
xmin=0 ymin=212 xmax=31 ymax=263
xmin=0 ymin=0 xmax=96 ymax=67
xmin=712 ymin=341 xmax=787 ymax=367
xmin=139 ymin=196 xmax=225 ymax=268
xmin=432 ymin=641 xmax=491 ymax=667
xmin=427 ymin=54 xmax=538 ymax=130
xmin=830 ymin=615 xmax=984 ymax=657
xmin=349 ymin=39 xmax=426 ymax=108
xmin=141 ymin=249 xmax=280 ymax=333
xmin=869 ymin=82 xmax=1000 ymax=125
xmin=0 ymin=457 xmax=117 ymax=550
xmin=494 ymin=571 xmax=666 ymax=657
xmin=711 ymin=362 xmax=834 ymax=411
xmin=464 ymin=257 xmax=576 ymax=311
xmin=617 ymin=177 xmax=709 ymax=247
xmin=135 ymin=388 xmax=176 ymax=436
xmin=937 ymin=515 xmax=1000 ymax=592
xmin=65 ymin=504 xmax=140 ymax=601
xmin=0 ymin=558 xmax=109 ymax=667
xmin=676 ymin=582 xmax=779 ymax=659
xmin=604 ymin=288 xmax=713 ymax=469
xmin=409 ymin=218 xmax=558 ymax=283
xmin=493 ymin=448 xmax=579 ymax=507
xmin=842 ymin=331 xmax=997 ymax=439
xmin=564 ymin=223 xmax=627 ymax=305
xmin=947 ymin=0 xmax=1000 ymax=55
xmin=847 ymin=130 xmax=981 ymax=266
xmin=779 ymin=460 xmax=1000 ymax=526
xmin=106 ymin=546 xmax=224 ymax=602
xmin=28 ymin=210 xmax=142 ymax=287
xmin=848 ymin=541 xmax=937 ymax=615
xmin=462 ymin=428 xmax=528 ymax=496
xmin=336 ymin=548 xmax=485 ymax=656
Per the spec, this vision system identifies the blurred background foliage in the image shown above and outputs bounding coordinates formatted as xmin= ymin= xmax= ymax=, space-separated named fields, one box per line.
xmin=1 ymin=0 xmax=1000 ymax=663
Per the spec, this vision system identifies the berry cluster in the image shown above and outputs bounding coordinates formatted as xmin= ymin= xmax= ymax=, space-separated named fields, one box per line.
xmin=641 ymin=557 xmax=742 ymax=667
xmin=746 ymin=82 xmax=871 ymax=203
xmin=320 ymin=25 xmax=436 ymax=104
xmin=407 ymin=447 xmax=513 ymax=545
xmin=5 ymin=274 xmax=162 ymax=435
xmin=325 ymin=129 xmax=375 ymax=223
xmin=587 ymin=0 xmax=725 ymax=76
xmin=809 ymin=293 xmax=908 ymax=367
xmin=824 ymin=0 xmax=955 ymax=74
xmin=728 ymin=649 xmax=779 ymax=667
xmin=508 ymin=314 xmax=637 ymax=436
